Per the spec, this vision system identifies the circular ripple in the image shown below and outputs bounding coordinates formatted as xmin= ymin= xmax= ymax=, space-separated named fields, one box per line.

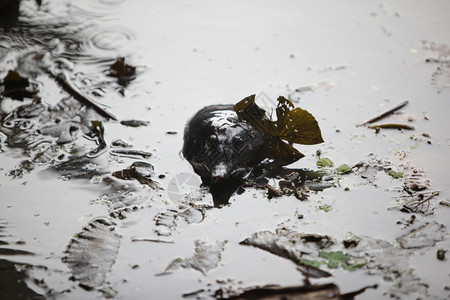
xmin=80 ymin=26 xmax=137 ymax=57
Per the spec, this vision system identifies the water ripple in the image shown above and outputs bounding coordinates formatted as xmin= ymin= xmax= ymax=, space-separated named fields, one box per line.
xmin=79 ymin=26 xmax=137 ymax=57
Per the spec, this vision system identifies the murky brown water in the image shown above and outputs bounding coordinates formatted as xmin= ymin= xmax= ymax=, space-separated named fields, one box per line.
xmin=1 ymin=0 xmax=450 ymax=299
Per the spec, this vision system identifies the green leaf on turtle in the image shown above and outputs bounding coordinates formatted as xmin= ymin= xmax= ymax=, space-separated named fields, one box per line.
xmin=316 ymin=158 xmax=334 ymax=168
xmin=263 ymin=138 xmax=305 ymax=163
xmin=233 ymin=95 xmax=323 ymax=163
xmin=265 ymin=96 xmax=324 ymax=145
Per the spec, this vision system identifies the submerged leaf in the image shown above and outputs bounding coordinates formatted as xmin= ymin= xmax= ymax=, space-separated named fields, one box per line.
xmin=388 ymin=170 xmax=403 ymax=179
xmin=316 ymin=158 xmax=334 ymax=168
xmin=165 ymin=239 xmax=227 ymax=275
xmin=319 ymin=251 xmax=365 ymax=271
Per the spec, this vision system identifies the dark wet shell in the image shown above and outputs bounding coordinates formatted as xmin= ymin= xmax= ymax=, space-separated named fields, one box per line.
xmin=182 ymin=105 xmax=269 ymax=185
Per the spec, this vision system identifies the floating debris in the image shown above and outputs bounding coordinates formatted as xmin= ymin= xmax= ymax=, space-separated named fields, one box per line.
xmin=85 ymin=121 xmax=108 ymax=158
xmin=423 ymin=41 xmax=450 ymax=63
xmin=154 ymin=206 xmax=205 ymax=237
xmin=63 ymin=217 xmax=121 ymax=290
xmin=120 ymin=120 xmax=149 ymax=127
xmin=240 ymin=228 xmax=335 ymax=278
xmin=131 ymin=237 xmax=174 ymax=244
xmin=1 ymin=70 xmax=38 ymax=100
xmin=111 ymin=139 xmax=132 ymax=148
xmin=368 ymin=123 xmax=415 ymax=130
xmin=107 ymin=57 xmax=136 ymax=86
xmin=112 ymin=161 xmax=158 ymax=189
xmin=227 ymin=283 xmax=341 ymax=300
xmin=346 ymin=237 xmax=428 ymax=298
xmin=165 ymin=239 xmax=227 ymax=275
xmin=294 ymin=79 xmax=337 ymax=93
xmin=396 ymin=221 xmax=447 ymax=249
xmin=109 ymin=149 xmax=152 ymax=159
xmin=50 ymin=71 xmax=118 ymax=121
xmin=392 ymin=169 xmax=440 ymax=215
xmin=431 ymin=64 xmax=450 ymax=92
xmin=358 ymin=100 xmax=409 ymax=127
xmin=436 ymin=248 xmax=447 ymax=261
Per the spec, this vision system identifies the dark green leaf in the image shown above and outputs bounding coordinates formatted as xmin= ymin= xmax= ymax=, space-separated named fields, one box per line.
xmin=233 ymin=94 xmax=267 ymax=132
xmin=264 ymin=138 xmax=305 ymax=163
xmin=270 ymin=97 xmax=324 ymax=145
xmin=234 ymin=95 xmax=323 ymax=145
xmin=233 ymin=95 xmax=323 ymax=163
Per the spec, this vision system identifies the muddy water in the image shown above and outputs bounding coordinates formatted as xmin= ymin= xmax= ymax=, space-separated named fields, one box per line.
xmin=1 ymin=0 xmax=450 ymax=299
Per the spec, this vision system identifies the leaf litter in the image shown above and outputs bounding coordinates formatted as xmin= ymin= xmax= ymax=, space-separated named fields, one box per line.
xmin=165 ymin=239 xmax=227 ymax=275
xmin=240 ymin=225 xmax=446 ymax=299
xmin=63 ymin=217 xmax=121 ymax=291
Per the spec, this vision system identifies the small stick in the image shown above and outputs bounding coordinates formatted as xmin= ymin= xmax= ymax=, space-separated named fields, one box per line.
xmin=368 ymin=123 xmax=415 ymax=130
xmin=131 ymin=237 xmax=174 ymax=243
xmin=358 ymin=100 xmax=409 ymax=126
xmin=49 ymin=71 xmax=118 ymax=121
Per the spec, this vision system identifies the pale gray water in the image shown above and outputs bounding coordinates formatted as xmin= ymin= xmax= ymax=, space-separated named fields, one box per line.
xmin=1 ymin=0 xmax=450 ymax=299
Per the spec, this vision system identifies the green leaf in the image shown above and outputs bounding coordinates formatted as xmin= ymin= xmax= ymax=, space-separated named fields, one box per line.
xmin=234 ymin=95 xmax=324 ymax=145
xmin=318 ymin=205 xmax=332 ymax=212
xmin=388 ymin=170 xmax=403 ymax=179
xmin=342 ymin=259 xmax=366 ymax=271
xmin=336 ymin=164 xmax=352 ymax=174
xmin=316 ymin=158 xmax=334 ymax=167
xmin=299 ymin=258 xmax=322 ymax=268
xmin=233 ymin=95 xmax=323 ymax=164
xmin=319 ymin=251 xmax=365 ymax=271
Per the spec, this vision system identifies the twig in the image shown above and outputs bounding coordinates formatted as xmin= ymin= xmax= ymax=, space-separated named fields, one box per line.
xmin=131 ymin=237 xmax=174 ymax=243
xmin=110 ymin=149 xmax=152 ymax=159
xmin=49 ymin=71 xmax=118 ymax=121
xmin=358 ymin=100 xmax=409 ymax=127
xmin=368 ymin=123 xmax=415 ymax=130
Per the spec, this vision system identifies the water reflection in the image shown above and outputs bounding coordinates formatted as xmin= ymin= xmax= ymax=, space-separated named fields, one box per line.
xmin=0 ymin=259 xmax=46 ymax=300
xmin=0 ymin=1 xmax=143 ymax=296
